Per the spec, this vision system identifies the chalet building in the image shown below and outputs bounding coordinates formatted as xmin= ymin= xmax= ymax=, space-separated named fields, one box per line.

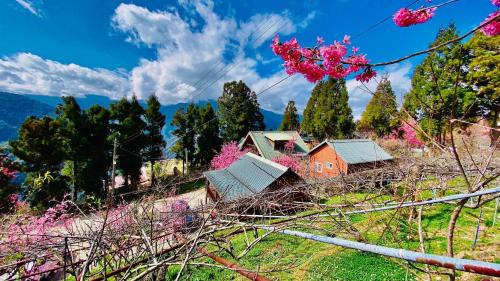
xmin=203 ymin=152 xmax=301 ymax=203
xmin=308 ymin=139 xmax=393 ymax=178
xmin=238 ymin=131 xmax=309 ymax=160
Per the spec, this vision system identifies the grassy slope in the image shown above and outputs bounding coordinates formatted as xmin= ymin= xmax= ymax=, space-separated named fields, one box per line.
xmin=165 ymin=177 xmax=499 ymax=280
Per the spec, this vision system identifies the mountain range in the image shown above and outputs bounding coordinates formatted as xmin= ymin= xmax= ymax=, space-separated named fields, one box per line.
xmin=0 ymin=92 xmax=285 ymax=143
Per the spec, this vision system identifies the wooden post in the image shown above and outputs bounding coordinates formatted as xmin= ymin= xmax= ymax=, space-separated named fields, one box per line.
xmin=185 ymin=148 xmax=189 ymax=175
xmin=110 ymin=138 xmax=117 ymax=197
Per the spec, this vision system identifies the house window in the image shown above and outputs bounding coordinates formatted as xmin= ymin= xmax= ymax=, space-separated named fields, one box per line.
xmin=326 ymin=162 xmax=334 ymax=169
xmin=314 ymin=162 xmax=323 ymax=173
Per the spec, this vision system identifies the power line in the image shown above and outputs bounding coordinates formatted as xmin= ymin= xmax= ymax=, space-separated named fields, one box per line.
xmin=117 ymin=16 xmax=288 ymax=147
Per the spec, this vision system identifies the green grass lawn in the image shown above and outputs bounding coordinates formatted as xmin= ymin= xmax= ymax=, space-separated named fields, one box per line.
xmin=172 ymin=179 xmax=499 ymax=280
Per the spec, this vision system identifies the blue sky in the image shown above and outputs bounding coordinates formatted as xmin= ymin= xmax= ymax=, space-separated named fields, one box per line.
xmin=0 ymin=0 xmax=496 ymax=118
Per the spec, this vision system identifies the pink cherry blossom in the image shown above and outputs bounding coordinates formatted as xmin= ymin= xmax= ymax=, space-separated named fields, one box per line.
xmin=342 ymin=35 xmax=351 ymax=45
xmin=492 ymin=0 xmax=500 ymax=7
xmin=480 ymin=10 xmax=500 ymax=36
xmin=316 ymin=36 xmax=324 ymax=45
xmin=355 ymin=67 xmax=377 ymax=83
xmin=393 ymin=7 xmax=436 ymax=27
xmin=271 ymin=34 xmax=376 ymax=83
xmin=210 ymin=142 xmax=249 ymax=170
xmin=272 ymin=155 xmax=301 ymax=174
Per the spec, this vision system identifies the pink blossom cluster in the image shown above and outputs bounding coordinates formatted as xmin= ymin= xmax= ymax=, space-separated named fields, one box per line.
xmin=386 ymin=122 xmax=425 ymax=148
xmin=6 ymin=200 xmax=73 ymax=249
xmin=210 ymin=142 xmax=249 ymax=170
xmin=393 ymin=7 xmax=436 ymax=27
xmin=492 ymin=0 xmax=500 ymax=7
xmin=284 ymin=139 xmax=296 ymax=152
xmin=105 ymin=204 xmax=134 ymax=232
xmin=480 ymin=10 xmax=500 ymax=36
xmin=170 ymin=200 xmax=189 ymax=232
xmin=0 ymin=153 xmax=17 ymax=180
xmin=271 ymin=35 xmax=376 ymax=83
xmin=272 ymin=155 xmax=301 ymax=174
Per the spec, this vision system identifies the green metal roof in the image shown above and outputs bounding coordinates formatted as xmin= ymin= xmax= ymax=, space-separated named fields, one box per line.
xmin=310 ymin=139 xmax=393 ymax=165
xmin=240 ymin=131 xmax=310 ymax=160
xmin=204 ymin=153 xmax=290 ymax=202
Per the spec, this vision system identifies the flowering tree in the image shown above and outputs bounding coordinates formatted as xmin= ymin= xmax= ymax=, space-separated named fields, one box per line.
xmin=0 ymin=148 xmax=20 ymax=213
xmin=210 ymin=142 xmax=248 ymax=170
xmin=272 ymin=139 xmax=301 ymax=173
xmin=272 ymin=1 xmax=499 ymax=86
xmin=271 ymin=34 xmax=376 ymax=83
xmin=393 ymin=7 xmax=436 ymax=27
xmin=272 ymin=155 xmax=301 ymax=173
xmin=385 ymin=121 xmax=425 ymax=149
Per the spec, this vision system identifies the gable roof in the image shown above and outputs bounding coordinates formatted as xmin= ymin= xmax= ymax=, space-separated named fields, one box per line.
xmin=309 ymin=139 xmax=393 ymax=165
xmin=204 ymin=152 xmax=293 ymax=202
xmin=239 ymin=131 xmax=310 ymax=160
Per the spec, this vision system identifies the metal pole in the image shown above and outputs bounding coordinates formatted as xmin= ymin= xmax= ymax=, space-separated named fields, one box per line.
xmin=472 ymin=207 xmax=482 ymax=249
xmin=257 ymin=226 xmax=500 ymax=277
xmin=110 ymin=138 xmax=117 ymax=197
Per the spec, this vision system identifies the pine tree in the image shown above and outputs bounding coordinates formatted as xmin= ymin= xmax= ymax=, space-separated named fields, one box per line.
xmin=403 ymin=24 xmax=474 ymax=144
xmin=301 ymin=78 xmax=355 ymax=140
xmin=279 ymin=101 xmax=300 ymax=131
xmin=56 ymin=96 xmax=90 ymax=199
xmin=10 ymin=116 xmax=69 ymax=206
xmin=358 ymin=77 xmax=400 ymax=137
xmin=144 ymin=95 xmax=166 ymax=185
xmin=301 ymin=81 xmax=323 ymax=136
xmin=171 ymin=104 xmax=198 ymax=167
xmin=196 ymin=103 xmax=222 ymax=166
xmin=464 ymin=32 xmax=499 ymax=139
xmin=84 ymin=105 xmax=112 ymax=197
xmin=218 ymin=80 xmax=265 ymax=141
xmin=110 ymin=96 xmax=147 ymax=188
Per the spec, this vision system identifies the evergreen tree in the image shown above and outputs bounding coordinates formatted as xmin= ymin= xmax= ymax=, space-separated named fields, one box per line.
xmin=196 ymin=103 xmax=222 ymax=166
xmin=144 ymin=95 xmax=166 ymax=185
xmin=464 ymin=32 xmax=499 ymax=133
xmin=301 ymin=78 xmax=355 ymax=140
xmin=84 ymin=105 xmax=112 ymax=197
xmin=279 ymin=101 xmax=300 ymax=131
xmin=56 ymin=96 xmax=90 ymax=199
xmin=171 ymin=104 xmax=198 ymax=167
xmin=358 ymin=77 xmax=400 ymax=137
xmin=10 ymin=116 xmax=69 ymax=206
xmin=301 ymin=81 xmax=322 ymax=136
xmin=218 ymin=80 xmax=265 ymax=141
xmin=403 ymin=24 xmax=474 ymax=144
xmin=110 ymin=96 xmax=147 ymax=188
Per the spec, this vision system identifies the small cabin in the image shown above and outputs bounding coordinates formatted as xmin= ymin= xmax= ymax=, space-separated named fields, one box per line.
xmin=203 ymin=152 xmax=302 ymax=203
xmin=308 ymin=139 xmax=393 ymax=178
xmin=238 ymin=131 xmax=310 ymax=160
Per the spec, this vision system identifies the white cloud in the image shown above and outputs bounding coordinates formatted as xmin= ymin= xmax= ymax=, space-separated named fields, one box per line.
xmin=112 ymin=1 xmax=310 ymax=107
xmin=15 ymin=0 xmax=41 ymax=17
xmin=346 ymin=62 xmax=413 ymax=120
xmin=0 ymin=0 xmax=317 ymax=114
xmin=0 ymin=53 xmax=130 ymax=98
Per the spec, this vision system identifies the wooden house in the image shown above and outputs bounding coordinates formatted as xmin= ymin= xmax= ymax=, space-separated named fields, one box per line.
xmin=308 ymin=139 xmax=393 ymax=178
xmin=203 ymin=152 xmax=302 ymax=203
xmin=238 ymin=131 xmax=309 ymax=160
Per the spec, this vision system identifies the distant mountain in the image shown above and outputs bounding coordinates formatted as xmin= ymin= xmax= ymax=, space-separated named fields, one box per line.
xmin=0 ymin=92 xmax=286 ymax=142
xmin=0 ymin=92 xmax=54 ymax=142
